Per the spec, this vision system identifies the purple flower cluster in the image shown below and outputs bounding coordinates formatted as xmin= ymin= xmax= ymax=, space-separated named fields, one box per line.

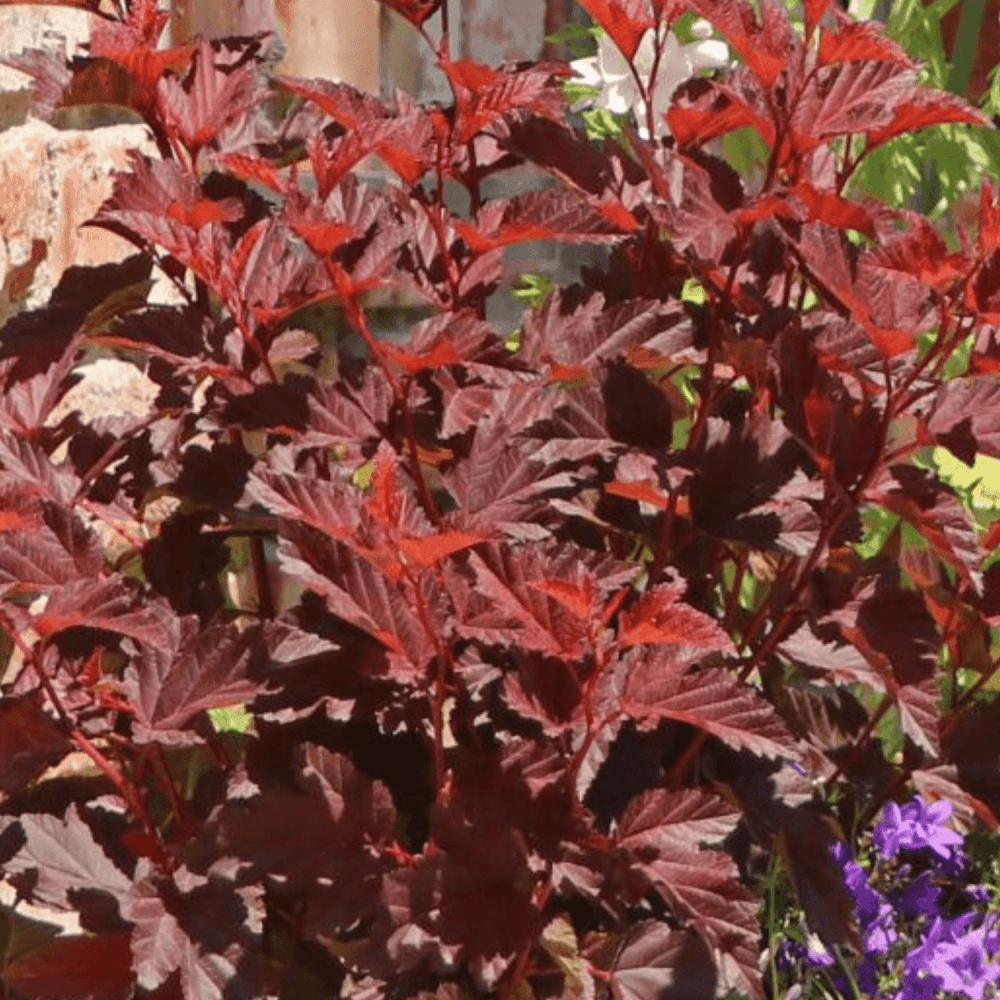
xmin=773 ymin=794 xmax=1000 ymax=1000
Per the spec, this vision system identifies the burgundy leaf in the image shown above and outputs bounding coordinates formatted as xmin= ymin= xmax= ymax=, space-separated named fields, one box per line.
xmin=381 ymin=795 xmax=539 ymax=984
xmin=521 ymin=287 xmax=692 ymax=370
xmin=0 ymin=694 xmax=72 ymax=798
xmin=296 ymin=370 xmax=392 ymax=462
xmin=208 ymin=745 xmax=395 ymax=885
xmin=622 ymin=653 xmax=797 ymax=759
xmin=1 ymin=804 xmax=132 ymax=912
xmin=941 ymin=696 xmax=1000 ymax=828
xmin=87 ymin=153 xmax=233 ymax=293
xmin=925 ymin=376 xmax=1000 ymax=462
xmin=242 ymin=468 xmax=361 ymax=541
xmin=726 ymin=760 xmax=862 ymax=957
xmin=125 ymin=876 xmax=187 ymax=993
xmin=830 ymin=578 xmax=939 ymax=682
xmin=615 ymin=787 xmax=763 ymax=999
xmin=895 ymin=673 xmax=941 ymax=759
xmin=788 ymin=60 xmax=915 ymax=158
xmin=911 ymin=764 xmax=1000 ymax=834
xmin=865 ymin=210 xmax=970 ymax=293
xmin=157 ymin=37 xmax=269 ymax=159
xmin=779 ymin=625 xmax=883 ymax=689
xmin=453 ymin=542 xmax=632 ymax=661
xmin=34 ymin=577 xmax=176 ymax=648
xmin=0 ymin=47 xmax=72 ymax=122
xmin=457 ymin=189 xmax=637 ymax=252
xmin=274 ymin=536 xmax=439 ymax=682
xmin=443 ymin=426 xmax=577 ymax=539
xmin=123 ymin=862 xmax=264 ymax=1000
xmin=123 ymin=617 xmax=266 ymax=744
xmin=278 ymin=83 xmax=434 ymax=189
xmin=816 ymin=12 xmax=918 ymax=70
xmin=864 ymin=85 xmax=992 ymax=152
xmin=443 ymin=59 xmax=567 ymax=145
xmin=868 ymin=465 xmax=982 ymax=592
xmin=618 ymin=584 xmax=734 ymax=652
xmin=691 ymin=413 xmax=819 ymax=553
xmin=212 ymin=151 xmax=290 ymax=197
xmin=0 ymin=252 xmax=151 ymax=398
xmin=0 ymin=493 xmax=101 ymax=592
xmin=610 ymin=920 xmax=716 ymax=1000
xmin=691 ymin=0 xmax=797 ymax=90
xmin=1 ymin=932 xmax=133 ymax=1000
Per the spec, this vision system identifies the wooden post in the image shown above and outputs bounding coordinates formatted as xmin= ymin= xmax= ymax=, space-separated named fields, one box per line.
xmin=171 ymin=0 xmax=381 ymax=90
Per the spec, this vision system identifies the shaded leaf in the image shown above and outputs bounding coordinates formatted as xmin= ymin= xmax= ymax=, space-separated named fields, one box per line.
xmin=610 ymin=920 xmax=716 ymax=1000
xmin=615 ymin=787 xmax=763 ymax=999
xmin=1 ymin=932 xmax=133 ymax=1000
xmin=1 ymin=804 xmax=131 ymax=912
xmin=123 ymin=617 xmax=266 ymax=744
xmin=0 ymin=695 xmax=71 ymax=798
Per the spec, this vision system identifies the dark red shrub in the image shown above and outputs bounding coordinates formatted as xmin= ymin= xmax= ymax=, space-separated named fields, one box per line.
xmin=0 ymin=1 xmax=997 ymax=998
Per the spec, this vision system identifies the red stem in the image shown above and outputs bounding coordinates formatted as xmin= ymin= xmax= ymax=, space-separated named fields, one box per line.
xmin=499 ymin=878 xmax=554 ymax=1000
xmin=668 ymin=361 xmax=895 ymax=790
xmin=722 ymin=548 xmax=750 ymax=631
xmin=226 ymin=428 xmax=277 ymax=617
xmin=406 ymin=565 xmax=456 ymax=800
xmin=151 ymin=744 xmax=189 ymax=826
xmin=71 ymin=731 xmax=173 ymax=870
xmin=647 ymin=488 xmax=679 ymax=587
xmin=412 ymin=187 xmax=462 ymax=308
xmin=73 ymin=407 xmax=183 ymax=502
xmin=400 ymin=379 xmax=442 ymax=525
xmin=0 ymin=609 xmax=169 ymax=869
xmin=326 ymin=271 xmax=440 ymax=523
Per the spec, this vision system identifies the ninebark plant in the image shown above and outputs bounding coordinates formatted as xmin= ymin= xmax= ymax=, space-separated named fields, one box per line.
xmin=0 ymin=1 xmax=998 ymax=998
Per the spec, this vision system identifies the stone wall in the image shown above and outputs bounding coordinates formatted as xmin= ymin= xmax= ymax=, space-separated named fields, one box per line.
xmin=0 ymin=120 xmax=159 ymax=304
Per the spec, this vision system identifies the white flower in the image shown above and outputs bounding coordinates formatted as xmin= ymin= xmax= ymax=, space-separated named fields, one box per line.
xmin=569 ymin=19 xmax=730 ymax=139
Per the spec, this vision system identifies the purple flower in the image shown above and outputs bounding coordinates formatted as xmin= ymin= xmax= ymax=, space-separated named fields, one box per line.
xmin=872 ymin=795 xmax=966 ymax=863
xmin=889 ymin=869 xmax=943 ymax=921
xmin=774 ymin=938 xmax=806 ymax=972
xmin=776 ymin=796 xmax=999 ymax=1000
xmin=902 ymin=911 xmax=1000 ymax=1000
xmin=775 ymin=932 xmax=836 ymax=971
xmin=803 ymin=935 xmax=836 ymax=968
xmin=861 ymin=900 xmax=900 ymax=955
xmin=831 ymin=841 xmax=891 ymax=927
xmin=858 ymin=951 xmax=890 ymax=995
xmin=890 ymin=966 xmax=947 ymax=1000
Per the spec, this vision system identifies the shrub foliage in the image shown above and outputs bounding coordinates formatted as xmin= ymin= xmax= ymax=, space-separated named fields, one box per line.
xmin=0 ymin=0 xmax=998 ymax=998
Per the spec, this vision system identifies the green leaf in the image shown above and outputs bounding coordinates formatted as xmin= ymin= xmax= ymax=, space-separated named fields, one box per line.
xmin=540 ymin=917 xmax=594 ymax=1000
xmin=927 ymin=446 xmax=1000 ymax=512
xmin=545 ymin=22 xmax=600 ymax=58
xmin=855 ymin=506 xmax=900 ymax=561
xmin=561 ymin=80 xmax=601 ymax=107
xmin=207 ymin=703 xmax=252 ymax=734
xmin=581 ymin=108 xmax=626 ymax=142
xmin=513 ymin=273 xmax=554 ymax=310
xmin=681 ymin=278 xmax=706 ymax=305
